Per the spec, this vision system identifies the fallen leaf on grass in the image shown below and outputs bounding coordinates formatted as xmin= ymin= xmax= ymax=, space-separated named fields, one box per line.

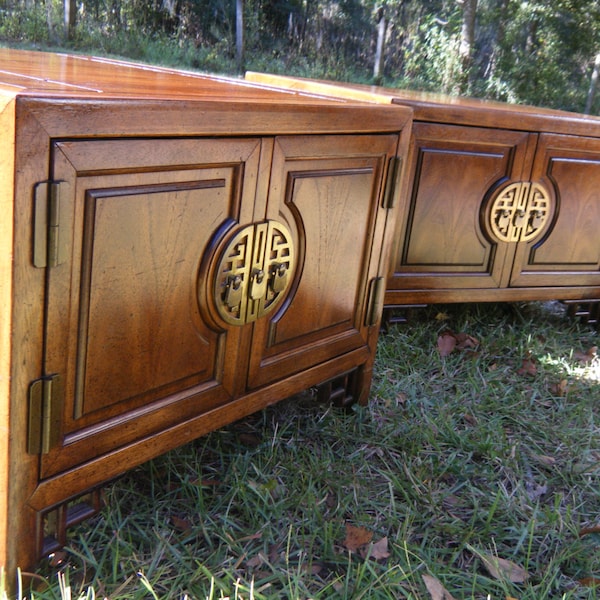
xmin=531 ymin=453 xmax=557 ymax=467
xmin=170 ymin=515 xmax=192 ymax=533
xmin=437 ymin=331 xmax=479 ymax=357
xmin=517 ymin=355 xmax=537 ymax=377
xmin=574 ymin=346 xmax=598 ymax=364
xmin=578 ymin=577 xmax=600 ymax=587
xmin=422 ymin=574 xmax=457 ymax=600
xmin=550 ymin=379 xmax=569 ymax=396
xmin=396 ymin=392 xmax=408 ymax=406
xmin=437 ymin=332 xmax=457 ymax=357
xmin=479 ymin=552 xmax=529 ymax=583
xmin=579 ymin=524 xmax=600 ymax=537
xmin=525 ymin=481 xmax=547 ymax=501
xmin=463 ymin=412 xmax=478 ymax=426
xmin=359 ymin=536 xmax=390 ymax=560
xmin=343 ymin=523 xmax=373 ymax=552
xmin=246 ymin=553 xmax=266 ymax=569
xmin=454 ymin=332 xmax=479 ymax=350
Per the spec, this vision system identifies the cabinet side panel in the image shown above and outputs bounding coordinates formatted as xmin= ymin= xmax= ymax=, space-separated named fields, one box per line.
xmin=0 ymin=94 xmax=15 ymax=569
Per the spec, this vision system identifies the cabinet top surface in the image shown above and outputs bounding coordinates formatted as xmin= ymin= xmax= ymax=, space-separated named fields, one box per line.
xmin=0 ymin=48 xmax=358 ymax=106
xmin=245 ymin=72 xmax=600 ymax=135
xmin=0 ymin=49 xmax=413 ymax=136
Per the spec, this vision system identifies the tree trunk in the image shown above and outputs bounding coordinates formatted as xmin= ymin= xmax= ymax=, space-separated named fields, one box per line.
xmin=373 ymin=7 xmax=386 ymax=84
xmin=64 ymin=0 xmax=76 ymax=40
xmin=236 ymin=0 xmax=244 ymax=73
xmin=585 ymin=53 xmax=600 ymax=115
xmin=457 ymin=0 xmax=477 ymax=94
xmin=46 ymin=0 xmax=54 ymax=40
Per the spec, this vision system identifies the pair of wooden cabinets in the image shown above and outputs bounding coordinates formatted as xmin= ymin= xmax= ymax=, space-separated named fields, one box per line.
xmin=4 ymin=50 xmax=600 ymax=578
xmin=0 ymin=50 xmax=411 ymax=575
xmin=246 ymin=73 xmax=600 ymax=311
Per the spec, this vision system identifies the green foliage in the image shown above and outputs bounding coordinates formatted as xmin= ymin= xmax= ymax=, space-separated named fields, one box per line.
xmin=1 ymin=0 xmax=600 ymax=112
xmin=0 ymin=3 xmax=49 ymax=44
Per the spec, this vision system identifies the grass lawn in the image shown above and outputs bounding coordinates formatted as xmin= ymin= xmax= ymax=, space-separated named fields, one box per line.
xmin=19 ymin=302 xmax=600 ymax=599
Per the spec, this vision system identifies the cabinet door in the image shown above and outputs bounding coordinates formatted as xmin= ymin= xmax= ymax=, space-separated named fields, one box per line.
xmin=389 ymin=123 xmax=535 ymax=291
xmin=41 ymin=138 xmax=260 ymax=479
xmin=247 ymin=134 xmax=398 ymax=389
xmin=510 ymin=133 xmax=600 ymax=287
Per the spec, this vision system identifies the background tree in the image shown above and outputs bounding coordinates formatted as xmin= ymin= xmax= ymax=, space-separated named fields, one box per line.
xmin=457 ymin=0 xmax=477 ymax=94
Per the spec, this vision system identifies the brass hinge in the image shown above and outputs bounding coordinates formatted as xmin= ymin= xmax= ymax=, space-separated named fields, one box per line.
xmin=27 ymin=374 xmax=63 ymax=455
xmin=383 ymin=156 xmax=402 ymax=209
xmin=365 ymin=277 xmax=385 ymax=327
xmin=33 ymin=180 xmax=68 ymax=268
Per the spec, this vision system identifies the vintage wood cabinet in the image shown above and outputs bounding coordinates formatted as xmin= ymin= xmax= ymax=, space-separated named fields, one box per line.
xmin=0 ymin=49 xmax=411 ymax=576
xmin=246 ymin=73 xmax=600 ymax=313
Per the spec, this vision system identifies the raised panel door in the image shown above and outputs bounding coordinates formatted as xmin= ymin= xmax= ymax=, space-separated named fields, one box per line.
xmin=247 ymin=134 xmax=399 ymax=389
xmin=389 ymin=123 xmax=535 ymax=292
xmin=41 ymin=138 xmax=261 ymax=479
xmin=510 ymin=133 xmax=600 ymax=287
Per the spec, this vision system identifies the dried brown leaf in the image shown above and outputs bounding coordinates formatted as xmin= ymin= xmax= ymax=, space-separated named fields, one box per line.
xmin=396 ymin=392 xmax=408 ymax=406
xmin=422 ymin=574 xmax=457 ymax=600
xmin=579 ymin=525 xmax=600 ymax=537
xmin=454 ymin=332 xmax=479 ymax=350
xmin=170 ymin=515 xmax=192 ymax=533
xmin=480 ymin=552 xmax=529 ymax=583
xmin=532 ymin=453 xmax=557 ymax=467
xmin=371 ymin=537 xmax=391 ymax=560
xmin=574 ymin=346 xmax=598 ymax=364
xmin=343 ymin=523 xmax=373 ymax=552
xmin=463 ymin=412 xmax=478 ymax=426
xmin=437 ymin=332 xmax=457 ymax=357
xmin=550 ymin=378 xmax=569 ymax=396
xmin=246 ymin=553 xmax=265 ymax=569
xmin=578 ymin=577 xmax=600 ymax=587
xmin=517 ymin=356 xmax=537 ymax=377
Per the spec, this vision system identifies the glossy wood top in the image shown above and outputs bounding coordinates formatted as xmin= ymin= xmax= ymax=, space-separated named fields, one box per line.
xmin=245 ymin=72 xmax=600 ymax=136
xmin=0 ymin=48 xmax=348 ymax=105
xmin=0 ymin=49 xmax=412 ymax=137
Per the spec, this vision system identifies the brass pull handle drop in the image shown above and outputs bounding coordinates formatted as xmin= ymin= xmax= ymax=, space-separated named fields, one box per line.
xmin=249 ymin=268 xmax=267 ymax=300
xmin=270 ymin=263 xmax=288 ymax=293
xmin=224 ymin=275 xmax=244 ymax=309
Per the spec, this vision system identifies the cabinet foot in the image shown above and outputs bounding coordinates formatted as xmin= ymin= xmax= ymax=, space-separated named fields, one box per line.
xmin=382 ymin=305 xmax=428 ymax=329
xmin=37 ymin=488 xmax=105 ymax=559
xmin=562 ymin=300 xmax=600 ymax=329
xmin=317 ymin=370 xmax=360 ymax=409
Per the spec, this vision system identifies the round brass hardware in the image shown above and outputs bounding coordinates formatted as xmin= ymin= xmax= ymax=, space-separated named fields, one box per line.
xmin=212 ymin=220 xmax=295 ymax=326
xmin=488 ymin=181 xmax=552 ymax=243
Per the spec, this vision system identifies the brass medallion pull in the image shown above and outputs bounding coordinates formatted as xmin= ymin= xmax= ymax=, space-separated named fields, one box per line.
xmin=488 ymin=181 xmax=552 ymax=243
xmin=212 ymin=220 xmax=296 ymax=326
